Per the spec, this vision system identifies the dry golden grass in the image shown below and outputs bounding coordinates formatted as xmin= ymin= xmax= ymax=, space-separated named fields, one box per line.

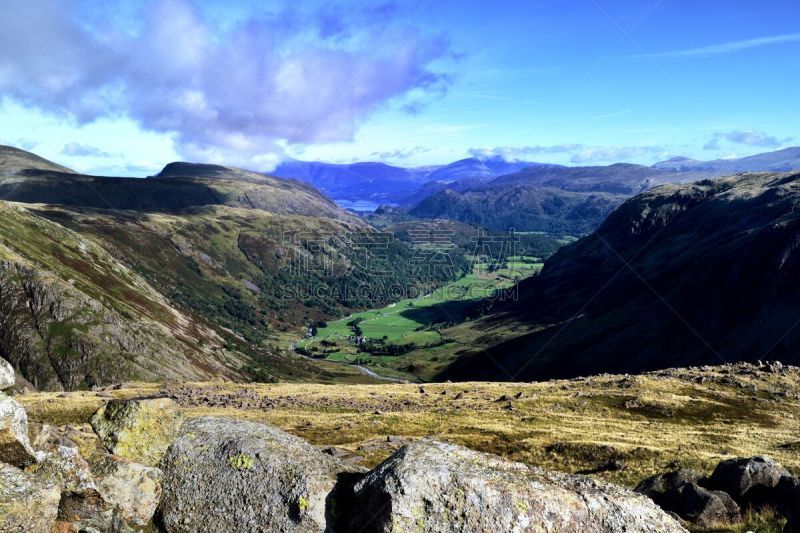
xmin=18 ymin=364 xmax=800 ymax=489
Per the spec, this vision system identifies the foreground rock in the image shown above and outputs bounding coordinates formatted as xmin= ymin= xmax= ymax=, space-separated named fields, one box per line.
xmin=0 ymin=359 xmax=14 ymax=391
xmin=0 ymin=392 xmax=39 ymax=467
xmin=350 ymin=439 xmax=686 ymax=533
xmin=0 ymin=462 xmax=60 ymax=531
xmin=90 ymin=454 xmax=163 ymax=527
xmin=705 ymin=456 xmax=789 ymax=507
xmin=635 ymin=469 xmax=741 ymax=526
xmin=158 ymin=416 xmax=363 ymax=532
xmin=90 ymin=397 xmax=183 ymax=466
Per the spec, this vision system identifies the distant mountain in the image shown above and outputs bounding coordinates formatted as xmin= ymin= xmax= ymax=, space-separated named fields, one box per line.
xmin=438 ymin=171 xmax=800 ymax=381
xmin=406 ymin=163 xmax=686 ymax=234
xmin=273 ymin=160 xmax=435 ymax=204
xmin=273 ymin=157 xmax=548 ymax=206
xmin=653 ymin=146 xmax=800 ymax=175
xmin=491 ymin=162 xmax=671 ymax=195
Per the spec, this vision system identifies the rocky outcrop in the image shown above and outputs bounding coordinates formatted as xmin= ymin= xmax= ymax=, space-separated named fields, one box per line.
xmin=0 ymin=462 xmax=61 ymax=531
xmin=89 ymin=454 xmax=163 ymax=527
xmin=0 ymin=392 xmax=39 ymax=467
xmin=158 ymin=416 xmax=364 ymax=533
xmin=635 ymin=469 xmax=741 ymax=526
xmin=705 ymin=456 xmax=790 ymax=507
xmin=90 ymin=398 xmax=183 ymax=466
xmin=0 ymin=359 xmax=14 ymax=391
xmin=638 ymin=457 xmax=797 ymax=529
xmin=349 ymin=439 xmax=686 ymax=533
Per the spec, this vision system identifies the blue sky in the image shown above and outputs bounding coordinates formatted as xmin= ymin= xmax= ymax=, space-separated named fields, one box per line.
xmin=0 ymin=0 xmax=798 ymax=175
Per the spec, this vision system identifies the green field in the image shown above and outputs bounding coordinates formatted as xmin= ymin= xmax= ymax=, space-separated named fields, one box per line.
xmin=295 ymin=256 xmax=543 ymax=371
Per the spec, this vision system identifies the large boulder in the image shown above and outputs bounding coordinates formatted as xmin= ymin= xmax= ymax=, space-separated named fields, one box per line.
xmin=90 ymin=454 xmax=162 ymax=527
xmin=157 ymin=416 xmax=364 ymax=532
xmin=0 ymin=462 xmax=61 ymax=531
xmin=671 ymin=483 xmax=741 ymax=527
xmin=0 ymin=359 xmax=14 ymax=391
xmin=0 ymin=392 xmax=39 ymax=467
xmin=349 ymin=439 xmax=686 ymax=533
xmin=704 ymin=456 xmax=790 ymax=507
xmin=635 ymin=469 xmax=741 ymax=526
xmin=635 ymin=469 xmax=702 ymax=508
xmin=90 ymin=397 xmax=183 ymax=466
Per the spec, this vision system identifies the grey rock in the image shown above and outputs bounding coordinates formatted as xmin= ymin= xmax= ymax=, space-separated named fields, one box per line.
xmin=0 ymin=392 xmax=39 ymax=467
xmin=158 ymin=416 xmax=364 ymax=532
xmin=89 ymin=454 xmax=163 ymax=527
xmin=349 ymin=439 xmax=686 ymax=533
xmin=0 ymin=462 xmax=60 ymax=531
xmin=672 ymin=483 xmax=741 ymax=527
xmin=90 ymin=397 xmax=183 ymax=466
xmin=0 ymin=359 xmax=14 ymax=391
xmin=705 ymin=456 xmax=790 ymax=506
xmin=635 ymin=469 xmax=703 ymax=508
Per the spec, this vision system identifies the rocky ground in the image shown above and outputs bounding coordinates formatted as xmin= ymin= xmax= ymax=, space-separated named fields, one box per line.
xmin=7 ymin=361 xmax=800 ymax=531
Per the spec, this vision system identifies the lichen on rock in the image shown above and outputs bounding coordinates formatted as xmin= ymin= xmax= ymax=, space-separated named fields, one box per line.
xmin=90 ymin=397 xmax=183 ymax=466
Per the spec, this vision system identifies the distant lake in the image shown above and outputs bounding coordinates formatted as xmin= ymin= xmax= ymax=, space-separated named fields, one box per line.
xmin=334 ymin=200 xmax=397 ymax=213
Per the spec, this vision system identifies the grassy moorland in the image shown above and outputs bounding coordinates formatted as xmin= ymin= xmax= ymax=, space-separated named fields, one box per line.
xmin=20 ymin=363 xmax=800 ymax=498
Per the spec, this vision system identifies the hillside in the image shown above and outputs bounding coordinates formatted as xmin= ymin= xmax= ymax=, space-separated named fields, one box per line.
xmin=0 ymin=147 xmax=462 ymax=390
xmin=0 ymin=202 xmax=246 ymax=390
xmin=409 ymin=185 xmax=625 ymax=234
xmin=0 ymin=145 xmax=75 ymax=177
xmin=437 ymin=171 xmax=800 ymax=381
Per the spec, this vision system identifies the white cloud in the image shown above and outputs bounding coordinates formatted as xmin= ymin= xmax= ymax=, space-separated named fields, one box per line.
xmin=0 ymin=0 xmax=450 ymax=170
xmin=704 ymin=129 xmax=793 ymax=150
xmin=469 ymin=144 xmax=670 ymax=164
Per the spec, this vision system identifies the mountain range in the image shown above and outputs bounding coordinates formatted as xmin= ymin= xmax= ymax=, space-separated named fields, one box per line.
xmin=274 ymin=147 xmax=800 ymax=212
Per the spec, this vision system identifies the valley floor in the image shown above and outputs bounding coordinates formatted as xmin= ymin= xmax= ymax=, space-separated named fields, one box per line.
xmin=19 ymin=362 xmax=800 ymax=490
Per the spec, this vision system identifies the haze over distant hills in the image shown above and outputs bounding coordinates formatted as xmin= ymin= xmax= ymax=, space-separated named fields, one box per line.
xmin=274 ymin=147 xmax=800 ymax=232
xmin=273 ymin=156 xmax=547 ymax=205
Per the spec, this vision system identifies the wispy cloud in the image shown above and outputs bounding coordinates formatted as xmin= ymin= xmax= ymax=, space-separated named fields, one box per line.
xmin=62 ymin=142 xmax=115 ymax=158
xmin=634 ymin=32 xmax=800 ymax=59
xmin=469 ymin=144 xmax=670 ymax=164
xmin=703 ymin=129 xmax=793 ymax=150
xmin=371 ymin=146 xmax=431 ymax=160
xmin=592 ymin=109 xmax=630 ymax=120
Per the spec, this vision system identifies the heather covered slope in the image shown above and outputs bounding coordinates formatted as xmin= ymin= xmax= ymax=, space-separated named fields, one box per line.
xmin=0 ymin=202 xmax=247 ymax=390
xmin=438 ymin=171 xmax=800 ymax=381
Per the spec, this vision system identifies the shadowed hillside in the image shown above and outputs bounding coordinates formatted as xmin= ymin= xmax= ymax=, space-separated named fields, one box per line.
xmin=438 ymin=171 xmax=800 ymax=381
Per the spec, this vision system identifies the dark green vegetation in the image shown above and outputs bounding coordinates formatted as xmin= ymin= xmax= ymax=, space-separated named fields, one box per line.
xmin=409 ymin=185 xmax=624 ymax=234
xmin=406 ymin=163 xmax=689 ymax=234
xmin=437 ymin=171 xmax=800 ymax=381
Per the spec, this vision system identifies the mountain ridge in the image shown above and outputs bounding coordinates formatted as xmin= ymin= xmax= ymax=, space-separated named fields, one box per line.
xmin=437 ymin=170 xmax=800 ymax=381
